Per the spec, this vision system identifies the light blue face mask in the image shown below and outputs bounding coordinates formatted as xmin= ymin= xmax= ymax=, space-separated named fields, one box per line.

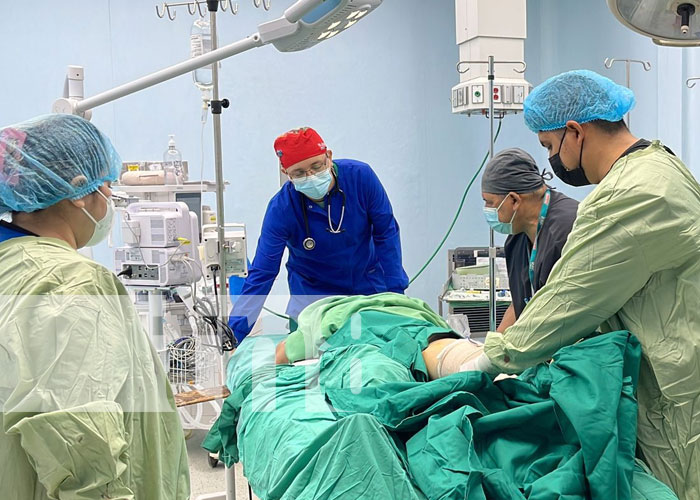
xmin=291 ymin=168 xmax=333 ymax=200
xmin=483 ymin=195 xmax=516 ymax=235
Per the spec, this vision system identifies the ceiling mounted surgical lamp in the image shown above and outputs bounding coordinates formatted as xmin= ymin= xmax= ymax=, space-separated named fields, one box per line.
xmin=259 ymin=0 xmax=382 ymax=52
xmin=607 ymin=0 xmax=700 ymax=47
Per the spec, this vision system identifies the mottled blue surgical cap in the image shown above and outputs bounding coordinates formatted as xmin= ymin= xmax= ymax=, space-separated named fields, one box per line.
xmin=0 ymin=114 xmax=120 ymax=214
xmin=524 ymin=70 xmax=635 ymax=132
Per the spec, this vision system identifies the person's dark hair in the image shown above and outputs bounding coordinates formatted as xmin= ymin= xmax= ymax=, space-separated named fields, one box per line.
xmin=590 ymin=119 xmax=627 ymax=134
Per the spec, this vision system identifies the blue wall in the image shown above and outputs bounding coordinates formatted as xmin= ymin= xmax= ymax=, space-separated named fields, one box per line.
xmin=1 ymin=0 xmax=699 ymax=310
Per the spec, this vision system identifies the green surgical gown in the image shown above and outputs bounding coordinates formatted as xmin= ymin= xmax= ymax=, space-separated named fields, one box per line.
xmin=483 ymin=141 xmax=700 ymax=499
xmin=0 ymin=236 xmax=190 ymax=499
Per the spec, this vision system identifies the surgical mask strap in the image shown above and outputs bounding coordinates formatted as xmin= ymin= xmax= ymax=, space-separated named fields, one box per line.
xmin=557 ymin=128 xmax=567 ymax=156
xmin=82 ymin=207 xmax=98 ymax=225
xmin=497 ymin=195 xmax=517 ymax=224
xmin=82 ymin=190 xmax=110 ymax=223
xmin=559 ymin=127 xmax=585 ymax=172
xmin=83 ymin=189 xmax=110 ymax=219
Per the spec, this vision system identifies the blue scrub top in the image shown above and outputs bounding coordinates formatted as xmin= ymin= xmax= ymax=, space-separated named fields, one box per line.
xmin=229 ymin=159 xmax=408 ymax=341
xmin=0 ymin=220 xmax=36 ymax=243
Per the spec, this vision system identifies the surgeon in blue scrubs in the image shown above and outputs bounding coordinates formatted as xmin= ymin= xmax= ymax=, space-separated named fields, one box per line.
xmin=229 ymin=127 xmax=409 ymax=342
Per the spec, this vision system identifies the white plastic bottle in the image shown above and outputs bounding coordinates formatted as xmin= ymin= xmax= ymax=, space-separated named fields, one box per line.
xmin=201 ymin=205 xmax=217 ymax=225
xmin=190 ymin=17 xmax=213 ymax=95
xmin=163 ymin=135 xmax=183 ymax=185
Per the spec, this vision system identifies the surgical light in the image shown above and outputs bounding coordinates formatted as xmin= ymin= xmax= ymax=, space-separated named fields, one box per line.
xmin=607 ymin=0 xmax=700 ymax=46
xmin=258 ymin=0 xmax=383 ymax=52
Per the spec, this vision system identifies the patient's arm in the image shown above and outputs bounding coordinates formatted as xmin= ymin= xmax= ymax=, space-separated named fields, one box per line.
xmin=497 ymin=304 xmax=517 ymax=332
xmin=276 ymin=341 xmax=289 ymax=364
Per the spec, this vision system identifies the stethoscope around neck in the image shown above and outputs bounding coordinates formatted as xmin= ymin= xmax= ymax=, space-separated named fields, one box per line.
xmin=300 ymin=181 xmax=346 ymax=251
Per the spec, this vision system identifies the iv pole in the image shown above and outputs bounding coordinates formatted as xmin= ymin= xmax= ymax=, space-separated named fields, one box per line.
xmin=487 ymin=56 xmax=496 ymax=331
xmin=205 ymin=3 xmax=238 ymax=498
xmin=206 ymin=0 xmax=229 ymax=350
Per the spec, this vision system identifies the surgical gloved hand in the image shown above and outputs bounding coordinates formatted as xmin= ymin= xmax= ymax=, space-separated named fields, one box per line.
xmin=459 ymin=352 xmax=497 ymax=374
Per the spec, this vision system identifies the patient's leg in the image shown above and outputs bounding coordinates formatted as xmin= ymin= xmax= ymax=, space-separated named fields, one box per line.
xmin=423 ymin=339 xmax=457 ymax=380
xmin=422 ymin=338 xmax=484 ymax=380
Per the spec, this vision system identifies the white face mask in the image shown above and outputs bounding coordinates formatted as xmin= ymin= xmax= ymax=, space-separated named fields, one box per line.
xmin=81 ymin=190 xmax=114 ymax=247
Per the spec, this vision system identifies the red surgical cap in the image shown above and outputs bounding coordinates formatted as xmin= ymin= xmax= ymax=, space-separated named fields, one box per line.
xmin=274 ymin=127 xmax=327 ymax=170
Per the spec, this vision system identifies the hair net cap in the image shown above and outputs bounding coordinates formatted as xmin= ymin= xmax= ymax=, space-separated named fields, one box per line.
xmin=0 ymin=114 xmax=121 ymax=214
xmin=523 ymin=70 xmax=636 ymax=132
xmin=482 ymin=148 xmax=550 ymax=195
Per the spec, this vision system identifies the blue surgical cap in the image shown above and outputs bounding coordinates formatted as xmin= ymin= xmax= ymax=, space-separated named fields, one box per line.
xmin=0 ymin=114 xmax=121 ymax=214
xmin=523 ymin=70 xmax=636 ymax=132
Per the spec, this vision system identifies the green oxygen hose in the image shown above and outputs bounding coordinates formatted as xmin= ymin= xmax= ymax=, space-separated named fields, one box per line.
xmin=263 ymin=305 xmax=292 ymax=321
xmin=408 ymin=120 xmax=503 ymax=285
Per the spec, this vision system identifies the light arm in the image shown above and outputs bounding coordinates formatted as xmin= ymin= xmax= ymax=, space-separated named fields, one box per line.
xmin=53 ymin=35 xmax=264 ymax=116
